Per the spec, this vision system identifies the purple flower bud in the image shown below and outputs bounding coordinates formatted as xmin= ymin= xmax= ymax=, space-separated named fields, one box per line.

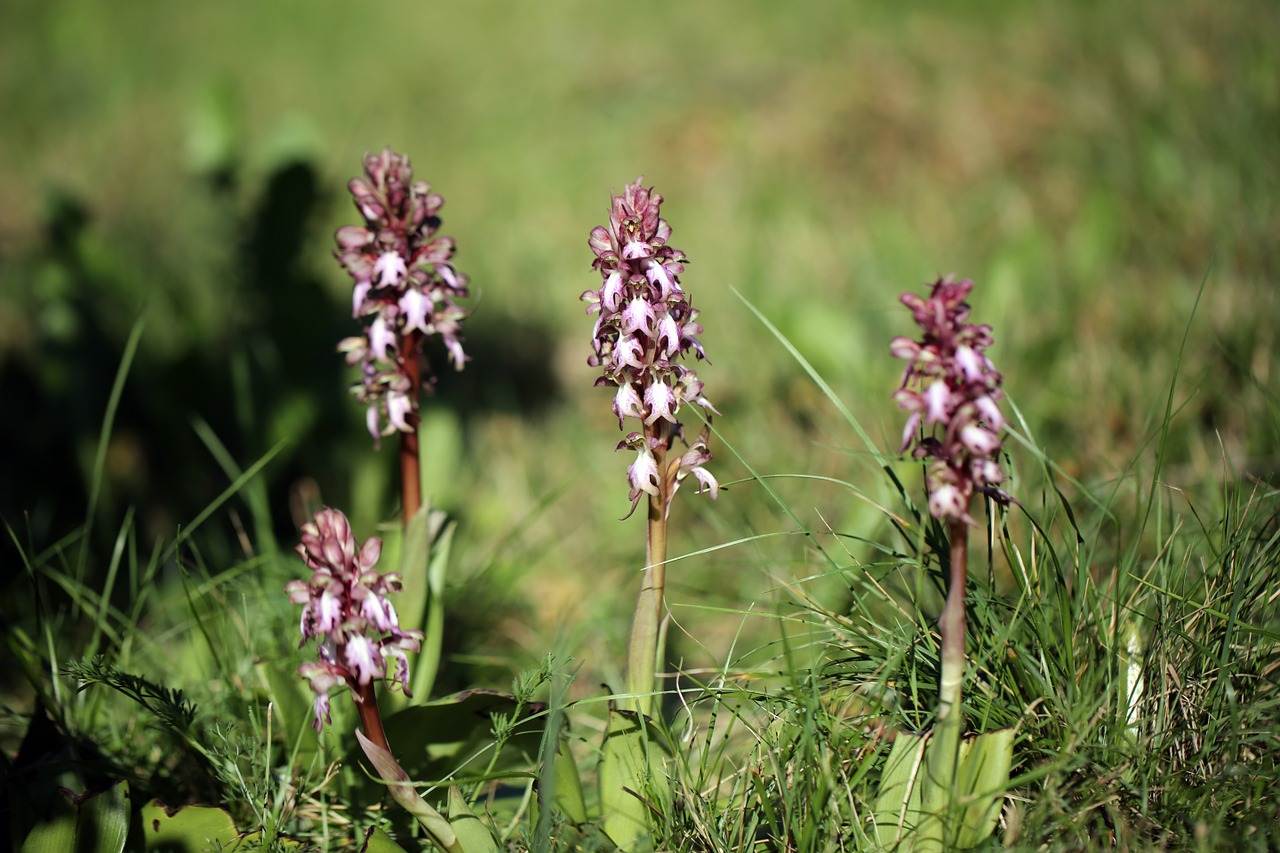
xmin=358 ymin=537 xmax=382 ymax=572
xmin=889 ymin=336 xmax=921 ymax=361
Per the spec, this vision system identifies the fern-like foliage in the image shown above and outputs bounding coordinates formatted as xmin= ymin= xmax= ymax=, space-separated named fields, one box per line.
xmin=62 ymin=655 xmax=199 ymax=736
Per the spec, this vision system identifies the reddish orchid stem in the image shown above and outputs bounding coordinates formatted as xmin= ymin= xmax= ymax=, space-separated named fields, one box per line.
xmin=354 ymin=680 xmax=390 ymax=751
xmin=399 ymin=333 xmax=423 ymax=526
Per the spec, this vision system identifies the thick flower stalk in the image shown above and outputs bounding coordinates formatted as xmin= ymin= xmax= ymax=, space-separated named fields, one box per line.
xmin=890 ymin=275 xmax=1009 ymax=824
xmin=287 ymin=507 xmax=462 ymax=851
xmin=286 ymin=507 xmax=423 ymax=739
xmin=581 ymin=178 xmax=718 ymax=715
xmin=335 ymin=149 xmax=469 ymax=521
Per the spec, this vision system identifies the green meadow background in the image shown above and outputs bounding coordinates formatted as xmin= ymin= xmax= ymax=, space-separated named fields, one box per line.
xmin=1 ymin=0 xmax=1277 ymax=843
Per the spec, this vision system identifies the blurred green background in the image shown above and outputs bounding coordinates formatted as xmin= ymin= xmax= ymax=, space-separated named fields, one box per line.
xmin=2 ymin=0 xmax=1276 ymax=692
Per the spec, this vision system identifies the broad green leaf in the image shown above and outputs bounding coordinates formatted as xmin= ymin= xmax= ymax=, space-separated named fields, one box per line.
xmin=238 ymin=832 xmax=305 ymax=851
xmin=361 ymin=826 xmax=410 ymax=853
xmin=412 ymin=509 xmax=453 ymax=702
xmin=419 ymin=408 xmax=463 ymax=508
xmin=533 ymin=702 xmax=587 ymax=850
xmin=76 ymin=780 xmax=131 ymax=853
xmin=140 ymin=800 xmax=239 ymax=852
xmin=550 ymin=734 xmax=587 ymax=825
xmin=874 ymin=727 xmax=1014 ymax=851
xmin=599 ymin=708 xmax=668 ymax=852
xmin=374 ymin=689 xmax=544 ymax=784
xmin=136 ymin=801 xmax=305 ymax=852
xmin=19 ymin=789 xmax=77 ymax=853
xmin=384 ymin=503 xmax=452 ymax=711
xmin=874 ymin=731 xmax=940 ymax=852
xmin=952 ymin=728 xmax=1014 ymax=848
xmin=395 ymin=504 xmax=435 ymax=641
xmin=448 ymin=786 xmax=501 ymax=853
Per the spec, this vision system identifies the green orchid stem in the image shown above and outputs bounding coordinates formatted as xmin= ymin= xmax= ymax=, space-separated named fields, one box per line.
xmin=400 ymin=333 xmax=424 ymax=526
xmin=930 ymin=519 xmax=970 ymax=836
xmin=626 ymin=435 xmax=669 ymax=718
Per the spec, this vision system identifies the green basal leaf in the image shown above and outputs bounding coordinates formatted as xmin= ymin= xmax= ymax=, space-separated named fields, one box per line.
xmin=140 ymin=800 xmax=239 ymax=852
xmin=77 ymin=781 xmax=131 ymax=853
xmin=873 ymin=727 xmax=1014 ymax=851
xmin=952 ymin=728 xmax=1014 ymax=848
xmin=361 ymin=826 xmax=410 ymax=853
xmin=551 ymin=734 xmax=588 ymax=825
xmin=599 ymin=707 xmax=668 ymax=852
xmin=415 ymin=509 xmax=453 ymax=702
xmin=873 ymin=731 xmax=940 ymax=852
xmin=385 ymin=502 xmax=452 ymax=710
xmin=448 ymin=786 xmax=501 ymax=853
xmin=375 ymin=689 xmax=544 ymax=784
xmin=18 ymin=789 xmax=77 ymax=853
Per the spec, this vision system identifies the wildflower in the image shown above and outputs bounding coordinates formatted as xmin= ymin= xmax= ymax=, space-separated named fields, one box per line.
xmin=582 ymin=178 xmax=719 ymax=517
xmin=286 ymin=508 xmax=424 ymax=730
xmin=334 ymin=149 xmax=470 ymax=447
xmin=891 ymin=276 xmax=1008 ymax=525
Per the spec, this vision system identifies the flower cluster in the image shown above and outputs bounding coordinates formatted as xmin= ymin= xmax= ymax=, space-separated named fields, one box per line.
xmin=581 ymin=178 xmax=719 ymax=516
xmin=335 ymin=149 xmax=469 ymax=447
xmin=285 ymin=508 xmax=424 ymax=730
xmin=891 ymin=276 xmax=1008 ymax=524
